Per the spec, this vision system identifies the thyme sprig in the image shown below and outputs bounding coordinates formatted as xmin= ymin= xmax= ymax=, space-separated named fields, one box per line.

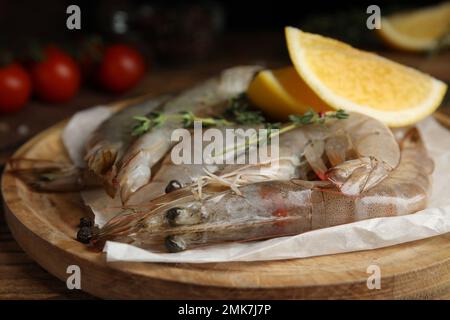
xmin=131 ymin=94 xmax=266 ymax=136
xmin=131 ymin=92 xmax=348 ymax=142
xmin=131 ymin=111 xmax=234 ymax=136
xmin=211 ymin=109 xmax=349 ymax=160
xmin=289 ymin=109 xmax=349 ymax=125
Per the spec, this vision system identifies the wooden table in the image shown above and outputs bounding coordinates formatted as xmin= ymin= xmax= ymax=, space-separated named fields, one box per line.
xmin=0 ymin=34 xmax=449 ymax=299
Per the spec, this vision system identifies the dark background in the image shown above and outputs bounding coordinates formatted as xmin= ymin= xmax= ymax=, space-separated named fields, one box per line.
xmin=0 ymin=0 xmax=445 ymax=63
xmin=0 ymin=0 xmax=443 ymax=33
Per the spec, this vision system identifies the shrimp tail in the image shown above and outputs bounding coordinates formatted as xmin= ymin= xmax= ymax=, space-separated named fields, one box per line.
xmin=8 ymin=158 xmax=99 ymax=192
xmin=84 ymin=143 xmax=120 ymax=176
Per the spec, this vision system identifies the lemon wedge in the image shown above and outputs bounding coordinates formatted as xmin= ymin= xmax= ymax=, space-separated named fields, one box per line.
xmin=378 ymin=2 xmax=450 ymax=52
xmin=247 ymin=67 xmax=331 ymax=120
xmin=284 ymin=27 xmax=447 ymax=127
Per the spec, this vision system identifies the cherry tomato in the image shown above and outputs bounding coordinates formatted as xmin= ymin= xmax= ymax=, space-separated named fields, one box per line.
xmin=30 ymin=46 xmax=81 ymax=103
xmin=0 ymin=63 xmax=32 ymax=113
xmin=98 ymin=44 xmax=146 ymax=93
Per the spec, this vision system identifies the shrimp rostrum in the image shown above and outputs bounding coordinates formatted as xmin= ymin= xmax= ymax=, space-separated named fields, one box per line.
xmin=92 ymin=127 xmax=432 ymax=252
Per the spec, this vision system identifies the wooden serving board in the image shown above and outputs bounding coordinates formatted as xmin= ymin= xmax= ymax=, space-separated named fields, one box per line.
xmin=2 ymin=110 xmax=450 ymax=300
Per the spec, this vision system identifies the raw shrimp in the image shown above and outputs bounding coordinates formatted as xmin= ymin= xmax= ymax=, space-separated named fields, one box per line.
xmin=115 ymin=65 xmax=262 ymax=203
xmin=85 ymin=120 xmax=354 ymax=244
xmin=85 ymin=125 xmax=310 ymax=242
xmin=90 ymin=128 xmax=432 ymax=252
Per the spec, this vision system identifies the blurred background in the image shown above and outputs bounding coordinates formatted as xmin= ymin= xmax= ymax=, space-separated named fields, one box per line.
xmin=0 ymin=1 xmax=446 ymax=46
xmin=0 ymin=0 xmax=449 ymax=299
xmin=1 ymin=0 xmax=447 ymax=61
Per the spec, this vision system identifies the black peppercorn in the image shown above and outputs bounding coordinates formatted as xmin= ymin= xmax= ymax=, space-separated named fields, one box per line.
xmin=165 ymin=180 xmax=182 ymax=193
xmin=79 ymin=217 xmax=93 ymax=228
xmin=77 ymin=226 xmax=93 ymax=244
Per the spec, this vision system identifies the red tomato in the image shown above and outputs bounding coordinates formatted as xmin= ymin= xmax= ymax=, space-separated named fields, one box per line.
xmin=0 ymin=63 xmax=32 ymax=113
xmin=98 ymin=44 xmax=145 ymax=93
xmin=30 ymin=46 xmax=81 ymax=103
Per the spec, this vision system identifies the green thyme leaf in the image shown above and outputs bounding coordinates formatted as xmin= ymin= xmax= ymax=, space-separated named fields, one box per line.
xmin=179 ymin=111 xmax=195 ymax=128
xmin=227 ymin=94 xmax=266 ymax=125
xmin=131 ymin=112 xmax=165 ymax=136
xmin=133 ymin=115 xmax=150 ymax=122
xmin=131 ymin=116 xmax=150 ymax=136
xmin=235 ymin=110 xmax=265 ymax=124
xmin=289 ymin=108 xmax=349 ymax=127
xmin=335 ymin=109 xmax=349 ymax=119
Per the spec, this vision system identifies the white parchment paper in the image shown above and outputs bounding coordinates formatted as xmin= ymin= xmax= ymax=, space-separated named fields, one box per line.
xmin=62 ymin=106 xmax=112 ymax=168
xmin=62 ymin=107 xmax=450 ymax=263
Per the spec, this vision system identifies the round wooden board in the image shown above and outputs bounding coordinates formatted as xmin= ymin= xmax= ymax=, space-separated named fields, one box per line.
xmin=2 ymin=113 xmax=450 ymax=300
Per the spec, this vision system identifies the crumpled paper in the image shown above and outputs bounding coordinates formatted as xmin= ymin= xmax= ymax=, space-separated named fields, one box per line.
xmin=62 ymin=106 xmax=450 ymax=263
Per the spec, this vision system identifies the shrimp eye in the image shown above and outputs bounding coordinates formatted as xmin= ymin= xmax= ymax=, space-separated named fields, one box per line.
xmin=165 ymin=235 xmax=186 ymax=252
xmin=166 ymin=207 xmax=183 ymax=226
xmin=165 ymin=180 xmax=182 ymax=193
